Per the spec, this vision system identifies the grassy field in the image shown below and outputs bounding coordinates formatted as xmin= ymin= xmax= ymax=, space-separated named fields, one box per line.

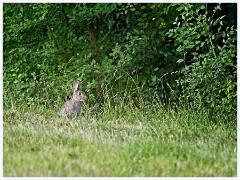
xmin=3 ymin=103 xmax=237 ymax=177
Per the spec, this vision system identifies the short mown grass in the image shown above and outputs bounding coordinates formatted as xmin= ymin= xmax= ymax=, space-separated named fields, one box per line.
xmin=3 ymin=102 xmax=237 ymax=177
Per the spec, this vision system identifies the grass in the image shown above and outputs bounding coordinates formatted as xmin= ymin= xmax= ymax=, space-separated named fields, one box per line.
xmin=3 ymin=102 xmax=237 ymax=177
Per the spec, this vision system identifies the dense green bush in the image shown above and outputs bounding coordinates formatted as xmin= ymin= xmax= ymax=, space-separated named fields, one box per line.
xmin=3 ymin=3 xmax=237 ymax=121
xmin=167 ymin=4 xmax=236 ymax=115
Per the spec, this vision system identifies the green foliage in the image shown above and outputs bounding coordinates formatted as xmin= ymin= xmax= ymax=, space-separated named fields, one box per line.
xmin=167 ymin=3 xmax=237 ymax=115
xmin=3 ymin=3 xmax=237 ymax=121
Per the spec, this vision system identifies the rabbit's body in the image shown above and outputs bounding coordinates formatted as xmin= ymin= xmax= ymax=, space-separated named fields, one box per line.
xmin=59 ymin=80 xmax=87 ymax=118
xmin=59 ymin=100 xmax=82 ymax=118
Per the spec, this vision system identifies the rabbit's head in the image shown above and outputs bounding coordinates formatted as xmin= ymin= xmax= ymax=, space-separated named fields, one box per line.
xmin=72 ymin=80 xmax=88 ymax=102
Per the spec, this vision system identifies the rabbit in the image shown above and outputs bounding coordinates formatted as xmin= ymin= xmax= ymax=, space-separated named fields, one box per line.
xmin=59 ymin=80 xmax=88 ymax=118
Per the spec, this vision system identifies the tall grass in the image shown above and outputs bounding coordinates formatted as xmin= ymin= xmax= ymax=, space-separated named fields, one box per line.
xmin=3 ymin=73 xmax=237 ymax=176
xmin=3 ymin=97 xmax=237 ymax=176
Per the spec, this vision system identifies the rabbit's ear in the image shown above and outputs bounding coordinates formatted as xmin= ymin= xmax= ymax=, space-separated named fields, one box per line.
xmin=73 ymin=80 xmax=80 ymax=91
